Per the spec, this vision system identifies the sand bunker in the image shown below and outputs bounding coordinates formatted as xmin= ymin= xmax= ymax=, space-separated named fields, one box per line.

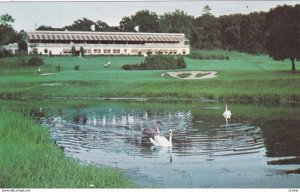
xmin=41 ymin=83 xmax=63 ymax=86
xmin=40 ymin=73 xmax=55 ymax=76
xmin=165 ymin=71 xmax=218 ymax=80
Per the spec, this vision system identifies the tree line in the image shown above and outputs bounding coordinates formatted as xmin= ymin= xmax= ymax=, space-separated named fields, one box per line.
xmin=36 ymin=6 xmax=267 ymax=54
xmin=1 ymin=4 xmax=299 ymax=70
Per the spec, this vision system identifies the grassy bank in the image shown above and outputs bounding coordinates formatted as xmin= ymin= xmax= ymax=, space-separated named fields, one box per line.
xmin=0 ymin=108 xmax=135 ymax=188
xmin=0 ymin=50 xmax=299 ymax=103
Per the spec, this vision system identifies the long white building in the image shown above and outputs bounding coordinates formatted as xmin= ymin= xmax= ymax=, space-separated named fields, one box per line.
xmin=27 ymin=31 xmax=190 ymax=56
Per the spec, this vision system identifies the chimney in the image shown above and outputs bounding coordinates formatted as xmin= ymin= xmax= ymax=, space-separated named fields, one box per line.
xmin=90 ymin=25 xmax=95 ymax=31
xmin=134 ymin=25 xmax=139 ymax=32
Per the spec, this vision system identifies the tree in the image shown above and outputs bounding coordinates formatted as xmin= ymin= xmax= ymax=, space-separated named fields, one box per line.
xmin=239 ymin=12 xmax=266 ymax=54
xmin=219 ymin=14 xmax=242 ymax=51
xmin=80 ymin=46 xmax=84 ymax=56
xmin=95 ymin=20 xmax=117 ymax=31
xmin=202 ymin=5 xmax=212 ymax=16
xmin=265 ymin=4 xmax=300 ymax=71
xmin=192 ymin=10 xmax=221 ymax=49
xmin=0 ymin=13 xmax=18 ymax=55
xmin=71 ymin=46 xmax=76 ymax=56
xmin=17 ymin=30 xmax=28 ymax=52
xmin=0 ymin=13 xmax=15 ymax=26
xmin=159 ymin=10 xmax=194 ymax=40
xmin=119 ymin=10 xmax=161 ymax=32
xmin=37 ymin=25 xmax=63 ymax=31
xmin=64 ymin=18 xmax=96 ymax=31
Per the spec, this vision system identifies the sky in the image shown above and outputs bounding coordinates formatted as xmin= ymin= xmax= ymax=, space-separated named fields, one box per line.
xmin=0 ymin=0 xmax=299 ymax=31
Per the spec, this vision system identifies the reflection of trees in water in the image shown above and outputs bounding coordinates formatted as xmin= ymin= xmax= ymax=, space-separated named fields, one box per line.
xmin=262 ymin=119 xmax=300 ymax=158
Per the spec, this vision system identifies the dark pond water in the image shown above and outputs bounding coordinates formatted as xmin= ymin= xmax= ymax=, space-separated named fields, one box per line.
xmin=35 ymin=100 xmax=300 ymax=188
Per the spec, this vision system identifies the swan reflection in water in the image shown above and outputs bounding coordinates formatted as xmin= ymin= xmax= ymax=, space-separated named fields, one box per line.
xmin=151 ymin=145 xmax=173 ymax=163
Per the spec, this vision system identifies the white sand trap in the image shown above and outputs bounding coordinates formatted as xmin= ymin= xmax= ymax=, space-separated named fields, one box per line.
xmin=166 ymin=71 xmax=218 ymax=80
xmin=40 ymin=73 xmax=55 ymax=76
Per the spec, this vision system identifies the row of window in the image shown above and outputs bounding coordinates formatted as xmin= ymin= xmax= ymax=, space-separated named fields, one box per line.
xmin=43 ymin=48 xmax=186 ymax=55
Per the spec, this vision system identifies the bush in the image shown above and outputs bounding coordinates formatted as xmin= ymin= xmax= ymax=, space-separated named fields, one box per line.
xmin=74 ymin=64 xmax=80 ymax=70
xmin=71 ymin=46 xmax=76 ymax=56
xmin=122 ymin=55 xmax=186 ymax=70
xmin=55 ymin=64 xmax=61 ymax=72
xmin=80 ymin=47 xmax=84 ymax=57
xmin=27 ymin=57 xmax=44 ymax=66
xmin=0 ymin=49 xmax=13 ymax=58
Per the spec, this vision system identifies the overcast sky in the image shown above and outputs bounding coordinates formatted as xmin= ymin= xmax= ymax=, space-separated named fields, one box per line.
xmin=0 ymin=1 xmax=299 ymax=31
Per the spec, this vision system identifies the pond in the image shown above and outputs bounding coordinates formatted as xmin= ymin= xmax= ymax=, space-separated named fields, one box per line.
xmin=34 ymin=100 xmax=300 ymax=188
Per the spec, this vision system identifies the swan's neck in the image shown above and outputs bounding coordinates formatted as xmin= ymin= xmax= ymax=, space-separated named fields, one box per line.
xmin=169 ymin=132 xmax=172 ymax=145
xmin=225 ymin=105 xmax=228 ymax=111
xmin=156 ymin=125 xmax=160 ymax=133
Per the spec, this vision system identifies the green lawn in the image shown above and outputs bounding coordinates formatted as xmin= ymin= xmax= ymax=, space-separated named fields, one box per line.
xmin=0 ymin=50 xmax=300 ymax=188
xmin=0 ymin=108 xmax=135 ymax=188
xmin=0 ymin=50 xmax=299 ymax=103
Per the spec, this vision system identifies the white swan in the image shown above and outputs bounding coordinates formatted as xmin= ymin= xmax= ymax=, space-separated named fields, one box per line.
xmin=223 ymin=105 xmax=232 ymax=119
xmin=150 ymin=129 xmax=173 ymax=147
xmin=141 ymin=122 xmax=160 ymax=135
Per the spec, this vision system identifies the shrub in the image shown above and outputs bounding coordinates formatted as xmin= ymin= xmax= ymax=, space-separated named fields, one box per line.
xmin=27 ymin=57 xmax=44 ymax=66
xmin=0 ymin=49 xmax=13 ymax=58
xmin=123 ymin=55 xmax=186 ymax=70
xmin=74 ymin=64 xmax=80 ymax=70
xmin=55 ymin=64 xmax=61 ymax=72
xmin=80 ymin=46 xmax=84 ymax=57
xmin=71 ymin=46 xmax=76 ymax=56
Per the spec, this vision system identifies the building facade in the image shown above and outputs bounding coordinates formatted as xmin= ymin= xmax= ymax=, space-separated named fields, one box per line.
xmin=27 ymin=31 xmax=190 ymax=56
xmin=0 ymin=43 xmax=19 ymax=55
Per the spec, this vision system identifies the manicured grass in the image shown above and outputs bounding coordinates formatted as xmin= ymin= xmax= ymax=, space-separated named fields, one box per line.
xmin=0 ymin=50 xmax=299 ymax=103
xmin=0 ymin=108 xmax=135 ymax=188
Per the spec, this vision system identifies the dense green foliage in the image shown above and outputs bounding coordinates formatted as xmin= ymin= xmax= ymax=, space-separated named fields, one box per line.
xmin=119 ymin=10 xmax=161 ymax=32
xmin=122 ymin=55 xmax=186 ymax=70
xmin=0 ymin=14 xmax=27 ymax=55
xmin=0 ymin=109 xmax=135 ymax=188
xmin=265 ymin=4 xmax=300 ymax=70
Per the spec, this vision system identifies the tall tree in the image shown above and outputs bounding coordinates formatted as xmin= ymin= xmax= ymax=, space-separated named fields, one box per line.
xmin=0 ymin=13 xmax=17 ymax=46
xmin=160 ymin=9 xmax=194 ymax=40
xmin=265 ymin=4 xmax=300 ymax=71
xmin=219 ymin=14 xmax=242 ymax=51
xmin=239 ymin=12 xmax=266 ymax=54
xmin=192 ymin=6 xmax=221 ymax=49
xmin=202 ymin=5 xmax=212 ymax=16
